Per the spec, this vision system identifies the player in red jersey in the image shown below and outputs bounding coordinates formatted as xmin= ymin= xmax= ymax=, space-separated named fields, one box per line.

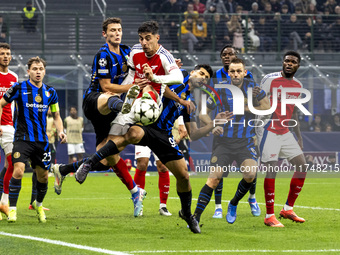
xmin=0 ymin=43 xmax=18 ymax=219
xmin=256 ymin=51 xmax=308 ymax=227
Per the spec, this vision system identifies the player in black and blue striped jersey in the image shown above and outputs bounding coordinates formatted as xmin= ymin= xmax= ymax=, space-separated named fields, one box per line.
xmin=52 ymin=17 xmax=147 ymax=218
xmin=74 ymin=64 xmax=232 ymax=233
xmin=193 ymin=58 xmax=270 ymax=225
xmin=0 ymin=56 xmax=66 ymax=223
xmin=208 ymin=45 xmax=257 ymax=219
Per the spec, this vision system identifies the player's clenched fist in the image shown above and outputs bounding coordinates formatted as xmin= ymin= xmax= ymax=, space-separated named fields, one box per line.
xmin=142 ymin=63 xmax=153 ymax=81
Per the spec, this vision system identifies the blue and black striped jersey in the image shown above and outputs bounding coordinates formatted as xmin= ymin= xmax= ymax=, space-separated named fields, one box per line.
xmin=151 ymin=69 xmax=191 ymax=134
xmin=3 ymin=80 xmax=59 ymax=142
xmin=207 ymin=78 xmax=266 ymax=138
xmin=85 ymin=43 xmax=131 ymax=95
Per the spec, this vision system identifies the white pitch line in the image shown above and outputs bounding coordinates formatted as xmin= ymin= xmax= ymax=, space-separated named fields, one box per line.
xmin=128 ymin=249 xmax=340 ymax=253
xmin=166 ymin=197 xmax=340 ymax=212
xmin=0 ymin=231 xmax=131 ymax=255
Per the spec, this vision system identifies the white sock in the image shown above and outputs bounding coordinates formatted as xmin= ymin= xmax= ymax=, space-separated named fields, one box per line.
xmin=266 ymin=213 xmax=275 ymax=219
xmin=130 ymin=186 xmax=138 ymax=194
xmin=283 ymin=204 xmax=293 ymax=211
xmin=36 ymin=201 xmax=43 ymax=207
xmin=248 ymin=193 xmax=256 ymax=199
xmin=9 ymin=206 xmax=16 ymax=211
xmin=1 ymin=193 xmax=9 ymax=204
xmin=160 ymin=203 xmax=167 ymax=209
xmin=215 ymin=204 xmax=222 ymax=210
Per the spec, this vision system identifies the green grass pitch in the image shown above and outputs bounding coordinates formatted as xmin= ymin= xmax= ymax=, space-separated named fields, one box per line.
xmin=0 ymin=172 xmax=339 ymax=255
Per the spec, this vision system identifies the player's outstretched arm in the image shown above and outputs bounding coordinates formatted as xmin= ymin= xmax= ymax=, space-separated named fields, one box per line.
xmin=52 ymin=110 xmax=67 ymax=144
xmin=99 ymin=78 xmax=134 ymax=94
xmin=0 ymin=98 xmax=9 ymax=136
xmin=142 ymin=63 xmax=184 ymax=85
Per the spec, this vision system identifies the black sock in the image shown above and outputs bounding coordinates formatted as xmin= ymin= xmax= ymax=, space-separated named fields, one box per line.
xmin=93 ymin=162 xmax=111 ymax=171
xmin=214 ymin=179 xmax=223 ymax=205
xmin=88 ymin=140 xmax=119 ymax=166
xmin=194 ymin=184 xmax=214 ymax=222
xmin=230 ymin=178 xmax=252 ymax=206
xmin=36 ymin=181 xmax=48 ymax=203
xmin=9 ymin=177 xmax=22 ymax=207
xmin=60 ymin=158 xmax=88 ymax=176
xmin=30 ymin=171 xmax=37 ymax=205
xmin=177 ymin=190 xmax=192 ymax=218
xmin=0 ymin=167 xmax=6 ymax=199
xmin=107 ymin=96 xmax=123 ymax=113
xmin=249 ymin=176 xmax=257 ymax=195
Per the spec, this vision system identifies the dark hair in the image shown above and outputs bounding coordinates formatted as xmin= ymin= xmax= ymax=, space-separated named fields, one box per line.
xmin=219 ymin=44 xmax=237 ymax=58
xmin=69 ymin=106 xmax=77 ymax=112
xmin=194 ymin=64 xmax=213 ymax=78
xmin=230 ymin=58 xmax=245 ymax=66
xmin=27 ymin=56 xmax=46 ymax=69
xmin=138 ymin=21 xmax=159 ymax=35
xmin=284 ymin=50 xmax=301 ymax=63
xmin=0 ymin=43 xmax=10 ymax=50
xmin=102 ymin=17 xmax=121 ymax=33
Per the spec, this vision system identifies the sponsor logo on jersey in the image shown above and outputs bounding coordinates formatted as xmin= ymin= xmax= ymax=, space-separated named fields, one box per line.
xmin=136 ymin=64 xmax=141 ymax=69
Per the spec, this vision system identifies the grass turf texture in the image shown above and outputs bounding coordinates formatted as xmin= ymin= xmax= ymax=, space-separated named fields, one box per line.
xmin=0 ymin=172 xmax=339 ymax=255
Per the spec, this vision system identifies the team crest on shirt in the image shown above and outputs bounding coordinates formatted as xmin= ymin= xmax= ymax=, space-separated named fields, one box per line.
xmin=35 ymin=95 xmax=42 ymax=103
xmin=13 ymin=152 xmax=20 ymax=159
xmin=181 ymin=93 xmax=186 ymax=100
xmin=122 ymin=63 xmax=128 ymax=72
xmin=99 ymin=58 xmax=107 ymax=67
xmin=211 ymin=156 xmax=218 ymax=163
xmin=45 ymin=91 xmax=50 ymax=98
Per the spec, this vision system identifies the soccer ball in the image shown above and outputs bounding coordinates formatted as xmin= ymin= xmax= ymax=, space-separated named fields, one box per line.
xmin=134 ymin=98 xmax=160 ymax=126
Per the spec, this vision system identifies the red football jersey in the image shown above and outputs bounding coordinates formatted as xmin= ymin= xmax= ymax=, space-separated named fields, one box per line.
xmin=259 ymin=71 xmax=303 ymax=135
xmin=0 ymin=70 xmax=18 ymax=126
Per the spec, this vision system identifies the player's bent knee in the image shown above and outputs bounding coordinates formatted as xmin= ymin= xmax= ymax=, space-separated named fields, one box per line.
xmin=125 ymin=128 xmax=143 ymax=144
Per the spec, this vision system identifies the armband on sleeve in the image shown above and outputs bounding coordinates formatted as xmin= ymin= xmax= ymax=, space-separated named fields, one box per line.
xmin=50 ymin=103 xmax=60 ymax=113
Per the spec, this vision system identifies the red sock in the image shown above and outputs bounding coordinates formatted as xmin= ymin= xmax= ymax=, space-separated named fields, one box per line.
xmin=286 ymin=172 xmax=307 ymax=207
xmin=189 ymin=156 xmax=195 ymax=172
xmin=113 ymin=158 xmax=135 ymax=190
xmin=3 ymin=155 xmax=14 ymax=194
xmin=158 ymin=171 xmax=170 ymax=204
xmin=147 ymin=91 xmax=158 ymax=103
xmin=264 ymin=178 xmax=275 ymax=215
xmin=134 ymin=169 xmax=146 ymax=189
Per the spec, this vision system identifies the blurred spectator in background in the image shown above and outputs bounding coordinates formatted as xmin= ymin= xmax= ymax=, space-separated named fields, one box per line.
xmin=206 ymin=0 xmax=228 ymax=16
xmin=209 ymin=13 xmax=231 ymax=49
xmin=281 ymin=0 xmax=295 ymax=14
xmin=322 ymin=7 xmax=335 ymax=26
xmin=301 ymin=17 xmax=314 ymax=51
xmin=269 ymin=0 xmax=281 ymax=12
xmin=181 ymin=0 xmax=192 ymax=12
xmin=181 ymin=15 xmax=199 ymax=54
xmin=294 ymin=6 xmax=304 ymax=22
xmin=305 ymin=154 xmax=314 ymax=168
xmin=306 ymin=3 xmax=318 ymax=19
xmin=161 ymin=0 xmax=182 ymax=52
xmin=331 ymin=113 xmax=340 ymax=131
xmin=325 ymin=123 xmax=333 ymax=132
xmin=227 ymin=14 xmax=244 ymax=50
xmin=280 ymin=4 xmax=291 ymax=22
xmin=283 ymin=14 xmax=304 ymax=51
xmin=243 ymin=17 xmax=260 ymax=50
xmin=184 ymin=3 xmax=199 ymax=20
xmin=309 ymin=114 xmax=325 ymax=132
xmin=193 ymin=15 xmax=208 ymax=50
xmin=327 ymin=155 xmax=337 ymax=170
xmin=249 ymin=2 xmax=262 ymax=22
xmin=314 ymin=15 xmax=328 ymax=51
xmin=225 ymin=0 xmax=238 ymax=13
xmin=324 ymin=0 xmax=338 ymax=14
xmin=0 ymin=16 xmax=7 ymax=43
xmin=256 ymin=16 xmax=273 ymax=51
xmin=125 ymin=158 xmax=136 ymax=172
xmin=264 ymin=2 xmax=274 ymax=15
xmin=193 ymin=0 xmax=206 ymax=14
xmin=21 ymin=0 xmax=38 ymax=33
xmin=329 ymin=17 xmax=340 ymax=51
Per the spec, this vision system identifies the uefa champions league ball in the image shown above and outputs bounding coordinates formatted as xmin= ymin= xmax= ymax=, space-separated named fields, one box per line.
xmin=134 ymin=98 xmax=160 ymax=126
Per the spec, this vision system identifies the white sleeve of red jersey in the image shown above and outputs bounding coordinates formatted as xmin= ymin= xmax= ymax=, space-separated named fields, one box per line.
xmin=260 ymin=74 xmax=273 ymax=95
xmin=121 ymin=45 xmax=138 ymax=85
xmin=151 ymin=53 xmax=183 ymax=85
